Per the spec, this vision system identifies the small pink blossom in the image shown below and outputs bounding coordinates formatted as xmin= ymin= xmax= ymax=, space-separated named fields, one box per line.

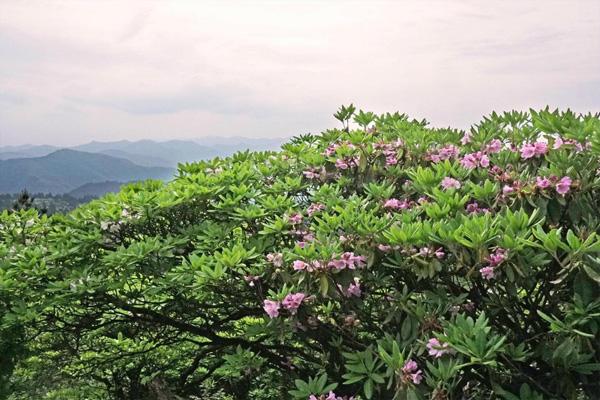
xmin=411 ymin=371 xmax=423 ymax=385
xmin=402 ymin=359 xmax=419 ymax=373
xmin=479 ymin=154 xmax=490 ymax=167
xmin=441 ymin=177 xmax=461 ymax=190
xmin=383 ymin=198 xmax=410 ymax=210
xmin=534 ymin=141 xmax=548 ymax=156
xmin=402 ymin=359 xmax=423 ymax=385
xmin=520 ymin=143 xmax=536 ymax=159
xmin=487 ymin=248 xmax=507 ymax=267
xmin=385 ymin=155 xmax=398 ymax=166
xmin=377 ymin=244 xmax=392 ymax=252
xmin=346 ymin=282 xmax=362 ymax=297
xmin=553 ymin=136 xmax=564 ymax=150
xmin=288 ymin=213 xmax=303 ymax=225
xmin=460 ymin=153 xmax=478 ymax=169
xmin=293 ymin=260 xmax=308 ymax=270
xmin=460 ymin=131 xmax=472 ymax=145
xmin=466 ymin=201 xmax=479 ymax=213
xmin=267 ymin=252 xmax=283 ymax=267
xmin=263 ymin=300 xmax=280 ymax=318
xmin=536 ymin=176 xmax=551 ymax=189
xmin=427 ymin=338 xmax=451 ymax=358
xmin=303 ymin=170 xmax=318 ymax=179
xmin=335 ymin=159 xmax=349 ymax=169
xmin=486 ymin=139 xmax=502 ymax=153
xmin=502 ymin=184 xmax=514 ymax=195
xmin=480 ymin=266 xmax=495 ymax=280
xmin=556 ymin=176 xmax=572 ymax=195
xmin=328 ymin=259 xmax=346 ymax=269
xmin=282 ymin=292 xmax=306 ymax=313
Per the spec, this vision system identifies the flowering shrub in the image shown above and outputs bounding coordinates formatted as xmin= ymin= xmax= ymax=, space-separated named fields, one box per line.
xmin=1 ymin=107 xmax=600 ymax=399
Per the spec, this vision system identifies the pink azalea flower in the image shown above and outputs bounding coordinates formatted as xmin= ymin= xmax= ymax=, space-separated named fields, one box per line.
xmin=502 ymin=184 xmax=514 ymax=195
xmin=479 ymin=154 xmax=490 ymax=167
xmin=402 ymin=359 xmax=423 ymax=385
xmin=377 ymin=244 xmax=392 ymax=252
xmin=486 ymin=139 xmax=502 ymax=153
xmin=335 ymin=159 xmax=349 ymax=169
xmin=427 ymin=338 xmax=450 ymax=358
xmin=460 ymin=154 xmax=478 ymax=169
xmin=480 ymin=266 xmax=495 ymax=280
xmin=328 ymin=259 xmax=346 ymax=269
xmin=288 ymin=213 xmax=303 ymax=225
xmin=383 ymin=198 xmax=401 ymax=209
xmin=402 ymin=359 xmax=419 ymax=373
xmin=342 ymin=252 xmax=366 ymax=269
xmin=434 ymin=247 xmax=445 ymax=259
xmin=282 ymin=292 xmax=306 ymax=313
xmin=386 ymin=155 xmax=398 ymax=166
xmin=267 ymin=253 xmax=283 ymax=267
xmin=536 ymin=176 xmax=551 ymax=189
xmin=487 ymin=248 xmax=507 ymax=267
xmin=441 ymin=177 xmax=461 ymax=190
xmin=466 ymin=201 xmax=480 ymax=213
xmin=439 ymin=145 xmax=460 ymax=159
xmin=556 ymin=176 xmax=572 ymax=195
xmin=293 ymin=260 xmax=308 ymax=270
xmin=553 ymin=136 xmax=564 ymax=150
xmin=263 ymin=300 xmax=280 ymax=318
xmin=520 ymin=143 xmax=536 ymax=159
xmin=346 ymin=279 xmax=362 ymax=297
xmin=534 ymin=141 xmax=548 ymax=156
xmin=460 ymin=131 xmax=472 ymax=145
xmin=303 ymin=170 xmax=318 ymax=179
xmin=411 ymin=371 xmax=423 ymax=385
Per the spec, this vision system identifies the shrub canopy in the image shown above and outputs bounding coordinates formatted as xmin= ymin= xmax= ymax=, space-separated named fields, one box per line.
xmin=1 ymin=107 xmax=600 ymax=400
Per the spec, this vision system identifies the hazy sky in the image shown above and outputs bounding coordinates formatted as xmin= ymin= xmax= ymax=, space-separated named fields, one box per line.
xmin=1 ymin=1 xmax=599 ymax=146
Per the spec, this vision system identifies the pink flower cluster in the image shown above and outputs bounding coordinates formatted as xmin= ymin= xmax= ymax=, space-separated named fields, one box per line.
xmin=263 ymin=292 xmax=306 ymax=318
xmin=460 ymin=131 xmax=472 ymax=145
xmin=327 ymin=252 xmax=366 ymax=270
xmin=293 ymin=253 xmax=365 ymax=272
xmin=303 ymin=167 xmax=326 ymax=180
xmin=338 ymin=277 xmax=362 ymax=298
xmin=466 ymin=201 xmax=489 ymax=214
xmin=536 ymin=175 xmax=572 ymax=196
xmin=426 ymin=338 xmax=451 ymax=358
xmin=288 ymin=213 xmax=303 ymax=225
xmin=374 ymin=139 xmax=403 ymax=166
xmin=383 ymin=198 xmax=411 ymax=211
xmin=480 ymin=248 xmax=507 ymax=280
xmin=553 ymin=136 xmax=586 ymax=152
xmin=307 ymin=203 xmax=325 ymax=217
xmin=401 ymin=359 xmax=423 ymax=385
xmin=428 ymin=144 xmax=460 ymax=163
xmin=309 ymin=392 xmax=355 ymax=400
xmin=520 ymin=140 xmax=548 ymax=159
xmin=335 ymin=157 xmax=360 ymax=170
xmin=485 ymin=139 xmax=503 ymax=153
xmin=323 ymin=141 xmax=356 ymax=157
xmin=417 ymin=246 xmax=445 ymax=259
xmin=441 ymin=177 xmax=461 ymax=190
xmin=267 ymin=252 xmax=283 ymax=267
xmin=460 ymin=151 xmax=490 ymax=169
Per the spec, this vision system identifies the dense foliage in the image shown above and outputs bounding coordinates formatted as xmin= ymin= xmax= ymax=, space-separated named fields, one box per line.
xmin=1 ymin=107 xmax=600 ymax=399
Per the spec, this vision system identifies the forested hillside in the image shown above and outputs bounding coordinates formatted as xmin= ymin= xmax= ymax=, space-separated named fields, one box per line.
xmin=0 ymin=149 xmax=174 ymax=193
xmin=1 ymin=107 xmax=599 ymax=399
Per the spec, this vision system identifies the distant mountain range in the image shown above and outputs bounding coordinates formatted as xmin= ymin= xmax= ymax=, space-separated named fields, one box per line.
xmin=0 ymin=137 xmax=286 ymax=195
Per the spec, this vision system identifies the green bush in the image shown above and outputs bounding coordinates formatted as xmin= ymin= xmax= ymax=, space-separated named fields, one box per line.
xmin=1 ymin=107 xmax=600 ymax=399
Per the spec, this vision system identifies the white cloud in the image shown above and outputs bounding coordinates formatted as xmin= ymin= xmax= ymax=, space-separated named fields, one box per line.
xmin=0 ymin=0 xmax=599 ymax=146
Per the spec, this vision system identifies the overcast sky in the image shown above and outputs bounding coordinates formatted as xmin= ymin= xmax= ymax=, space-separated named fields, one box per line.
xmin=0 ymin=1 xmax=599 ymax=146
